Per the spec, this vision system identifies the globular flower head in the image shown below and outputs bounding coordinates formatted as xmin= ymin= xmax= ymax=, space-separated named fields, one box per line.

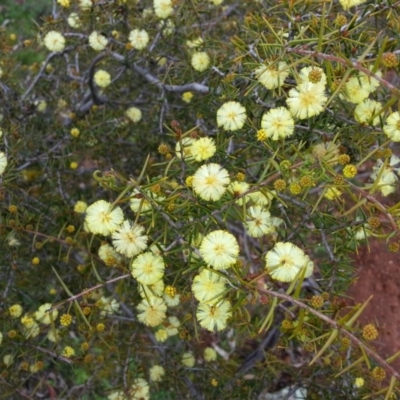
xmin=260 ymin=107 xmax=295 ymax=140
xmin=150 ymin=365 xmax=165 ymax=382
xmin=44 ymin=31 xmax=65 ymax=52
xmin=9 ymin=304 xmax=23 ymax=318
xmin=199 ymin=230 xmax=239 ymax=270
xmin=126 ymin=107 xmax=142 ymax=123
xmin=191 ymin=137 xmax=217 ymax=161
xmin=254 ymin=61 xmax=289 ymax=90
xmin=175 ymin=137 xmax=195 ymax=159
xmin=67 ymin=12 xmax=81 ymax=28
xmin=98 ymin=243 xmax=122 ymax=266
xmin=192 ymin=268 xmax=227 ymax=303
xmin=85 ymin=200 xmax=124 ymax=236
xmin=181 ymin=351 xmax=195 ymax=367
xmin=0 ymin=152 xmax=8 ymax=175
xmin=129 ymin=29 xmax=149 ymax=50
xmin=354 ymin=99 xmax=382 ymax=126
xmin=88 ymin=31 xmax=108 ymax=51
xmin=245 ymin=206 xmax=273 ymax=238
xmin=153 ymin=0 xmax=173 ymax=19
xmin=131 ymin=252 xmax=165 ymax=285
xmin=265 ymin=242 xmax=314 ymax=282
xmin=298 ymin=66 xmax=327 ymax=86
xmin=204 ymin=347 xmax=217 ymax=362
xmin=339 ymin=0 xmax=367 ymax=11
xmin=35 ymin=303 xmax=58 ymax=324
xmin=94 ymin=70 xmax=111 ymax=88
xmin=191 ymin=51 xmax=211 ymax=72
xmin=341 ymin=76 xmax=370 ymax=104
xmin=286 ymin=82 xmax=327 ymax=120
xmin=139 ymin=280 xmax=165 ymax=300
xmin=383 ymin=111 xmax=400 ymax=142
xmin=227 ymin=180 xmax=250 ymax=206
xmin=371 ymin=155 xmax=400 ymax=196
xmin=112 ymin=221 xmax=148 ymax=258
xmin=192 ymin=163 xmax=230 ymax=201
xmin=217 ymin=101 xmax=247 ymax=131
xmin=196 ymin=299 xmax=232 ymax=331
xmin=137 ymin=297 xmax=167 ymax=327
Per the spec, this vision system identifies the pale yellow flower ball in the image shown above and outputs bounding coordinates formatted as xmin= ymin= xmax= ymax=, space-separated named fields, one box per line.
xmin=9 ymin=304 xmax=23 ymax=318
xmin=149 ymin=365 xmax=165 ymax=382
xmin=57 ymin=0 xmax=70 ymax=7
xmin=126 ymin=107 xmax=142 ymax=123
xmin=181 ymin=351 xmax=195 ymax=367
xmin=0 ymin=152 xmax=8 ymax=175
xmin=67 ymin=12 xmax=81 ymax=29
xmin=89 ymin=31 xmax=108 ymax=51
xmin=204 ymin=347 xmax=217 ymax=362
xmin=129 ymin=29 xmax=150 ymax=50
xmin=154 ymin=0 xmax=173 ymax=19
xmin=94 ymin=70 xmax=111 ymax=88
xmin=74 ymin=200 xmax=87 ymax=213
xmin=79 ymin=0 xmax=92 ymax=10
xmin=182 ymin=92 xmax=193 ymax=103
xmin=191 ymin=51 xmax=211 ymax=72
xmin=44 ymin=31 xmax=65 ymax=52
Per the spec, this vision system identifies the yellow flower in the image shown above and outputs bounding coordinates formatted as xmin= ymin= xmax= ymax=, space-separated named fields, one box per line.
xmin=62 ymin=346 xmax=75 ymax=358
xmin=204 ymin=347 xmax=217 ymax=362
xmin=298 ymin=66 xmax=327 ymax=86
xmin=383 ymin=111 xmax=400 ymax=142
xmin=74 ymin=200 xmax=87 ymax=213
xmin=155 ymin=328 xmax=168 ymax=342
xmin=196 ymin=300 xmax=232 ymax=331
xmin=245 ymin=206 xmax=273 ymax=238
xmin=153 ymin=0 xmax=173 ymax=19
xmin=175 ymin=137 xmax=194 ymax=159
xmin=192 ymin=163 xmax=230 ymax=201
xmin=88 ymin=31 xmax=108 ymax=51
xmin=44 ymin=31 xmax=65 ymax=52
xmin=200 ymin=230 xmax=239 ymax=270
xmin=265 ymin=242 xmax=314 ymax=282
xmin=286 ymin=82 xmax=327 ymax=120
xmin=112 ymin=221 xmax=148 ymax=257
xmin=260 ymin=107 xmax=294 ymax=140
xmin=248 ymin=190 xmax=275 ymax=207
xmin=67 ymin=12 xmax=81 ymax=28
xmin=137 ymin=297 xmax=167 ymax=327
xmin=339 ymin=0 xmax=367 ymax=10
xmin=227 ymin=180 xmax=250 ymax=205
xmin=139 ymin=280 xmax=165 ymax=300
xmin=79 ymin=0 xmax=92 ymax=9
xmin=9 ymin=304 xmax=23 ymax=318
xmin=354 ymin=377 xmax=364 ymax=388
xmin=126 ymin=107 xmax=142 ymax=123
xmin=354 ymin=99 xmax=382 ymax=126
xmin=182 ymin=92 xmax=193 ymax=103
xmin=181 ymin=351 xmax=195 ymax=367
xmin=129 ymin=29 xmax=149 ymax=50
xmin=186 ymin=37 xmax=204 ymax=48
xmin=217 ymin=101 xmax=247 ymax=131
xmin=57 ymin=0 xmax=70 ymax=7
xmin=131 ymin=252 xmax=165 ymax=285
xmin=35 ymin=303 xmax=58 ymax=324
xmin=94 ymin=70 xmax=111 ymax=88
xmin=191 ymin=137 xmax=216 ymax=161
xmin=85 ymin=200 xmax=124 ymax=236
xmin=149 ymin=365 xmax=165 ymax=382
xmin=371 ymin=155 xmax=400 ymax=196
xmin=324 ymin=187 xmax=342 ymax=200
xmin=341 ymin=77 xmax=369 ymax=104
xmin=192 ymin=269 xmax=227 ymax=303
xmin=254 ymin=61 xmax=289 ymax=90
xmin=191 ymin=51 xmax=210 ymax=72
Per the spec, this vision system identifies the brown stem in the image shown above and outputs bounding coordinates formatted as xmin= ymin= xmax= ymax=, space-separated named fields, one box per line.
xmin=259 ymin=287 xmax=400 ymax=381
